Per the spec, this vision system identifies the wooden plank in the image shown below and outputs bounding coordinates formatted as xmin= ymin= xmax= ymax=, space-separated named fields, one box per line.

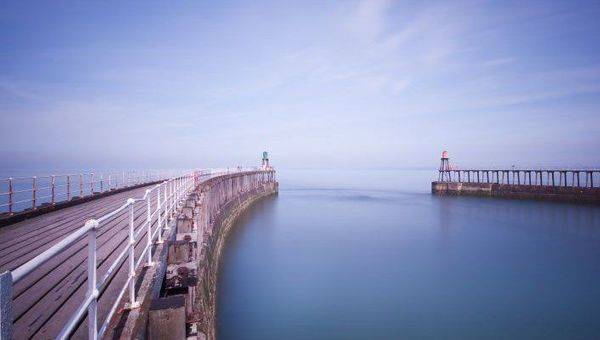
xmin=0 ymin=187 xmax=149 ymax=270
xmin=0 ymin=184 xmax=159 ymax=339
xmin=0 ymin=199 xmax=128 ymax=270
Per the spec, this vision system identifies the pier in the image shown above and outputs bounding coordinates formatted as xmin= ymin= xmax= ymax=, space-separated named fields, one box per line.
xmin=432 ymin=152 xmax=600 ymax=204
xmin=0 ymin=158 xmax=278 ymax=339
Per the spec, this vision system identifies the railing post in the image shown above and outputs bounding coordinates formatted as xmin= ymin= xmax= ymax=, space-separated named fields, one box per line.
xmin=125 ymin=199 xmax=140 ymax=309
xmin=51 ymin=175 xmax=56 ymax=205
xmin=32 ymin=176 xmax=37 ymax=210
xmin=0 ymin=271 xmax=13 ymax=339
xmin=163 ymin=182 xmax=171 ymax=228
xmin=178 ymin=177 xmax=181 ymax=201
xmin=80 ymin=173 xmax=84 ymax=197
xmin=91 ymin=173 xmax=95 ymax=194
xmin=166 ymin=181 xmax=171 ymax=219
xmin=122 ymin=172 xmax=126 ymax=188
xmin=559 ymin=172 xmax=563 ymax=186
xmin=67 ymin=175 xmax=71 ymax=201
xmin=157 ymin=186 xmax=163 ymax=244
xmin=171 ymin=181 xmax=175 ymax=216
xmin=145 ymin=190 xmax=154 ymax=267
xmin=86 ymin=219 xmax=99 ymax=340
xmin=100 ymin=174 xmax=104 ymax=193
xmin=7 ymin=178 xmax=13 ymax=215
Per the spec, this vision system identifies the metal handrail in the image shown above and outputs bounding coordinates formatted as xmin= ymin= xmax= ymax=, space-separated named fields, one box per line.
xmin=0 ymin=171 xmax=192 ymax=215
xmin=438 ymin=169 xmax=600 ymax=188
xmin=0 ymin=168 xmax=274 ymax=339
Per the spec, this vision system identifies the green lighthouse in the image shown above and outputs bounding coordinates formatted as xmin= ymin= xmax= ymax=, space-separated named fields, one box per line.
xmin=262 ymin=151 xmax=269 ymax=169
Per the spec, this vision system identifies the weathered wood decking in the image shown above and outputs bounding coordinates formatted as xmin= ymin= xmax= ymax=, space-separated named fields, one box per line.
xmin=0 ymin=184 xmax=161 ymax=339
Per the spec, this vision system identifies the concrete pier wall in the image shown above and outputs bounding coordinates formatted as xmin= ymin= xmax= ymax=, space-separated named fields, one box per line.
xmin=432 ymin=181 xmax=600 ymax=204
xmin=192 ymin=181 xmax=278 ymax=339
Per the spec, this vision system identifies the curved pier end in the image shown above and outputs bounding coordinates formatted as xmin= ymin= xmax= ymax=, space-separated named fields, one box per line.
xmin=112 ymin=170 xmax=278 ymax=340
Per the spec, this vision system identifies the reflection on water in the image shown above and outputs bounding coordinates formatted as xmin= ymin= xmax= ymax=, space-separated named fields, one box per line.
xmin=217 ymin=170 xmax=600 ymax=339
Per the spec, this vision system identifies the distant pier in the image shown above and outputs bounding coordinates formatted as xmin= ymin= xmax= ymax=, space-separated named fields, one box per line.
xmin=431 ymin=152 xmax=600 ymax=204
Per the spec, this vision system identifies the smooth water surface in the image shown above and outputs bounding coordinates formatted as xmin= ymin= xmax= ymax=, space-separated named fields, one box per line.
xmin=217 ymin=169 xmax=600 ymax=339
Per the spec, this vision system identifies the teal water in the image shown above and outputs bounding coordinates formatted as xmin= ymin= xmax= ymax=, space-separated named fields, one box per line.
xmin=217 ymin=169 xmax=600 ymax=339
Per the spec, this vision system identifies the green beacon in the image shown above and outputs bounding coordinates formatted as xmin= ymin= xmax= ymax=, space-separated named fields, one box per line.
xmin=262 ymin=151 xmax=269 ymax=168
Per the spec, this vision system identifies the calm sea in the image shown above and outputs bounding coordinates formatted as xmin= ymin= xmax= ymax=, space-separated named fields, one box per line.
xmin=217 ymin=169 xmax=600 ymax=339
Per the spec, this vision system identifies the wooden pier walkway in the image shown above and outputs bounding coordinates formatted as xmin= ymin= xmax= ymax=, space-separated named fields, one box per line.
xmin=0 ymin=168 xmax=275 ymax=339
xmin=0 ymin=184 xmax=158 ymax=339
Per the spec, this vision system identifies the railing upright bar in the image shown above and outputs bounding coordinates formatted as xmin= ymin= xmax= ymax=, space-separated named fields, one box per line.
xmin=8 ymin=178 xmax=13 ymax=215
xmin=67 ymin=175 xmax=71 ymax=201
xmin=167 ymin=182 xmax=171 ymax=218
xmin=171 ymin=181 xmax=175 ymax=217
xmin=86 ymin=220 xmax=99 ymax=340
xmin=157 ymin=185 xmax=163 ymax=244
xmin=51 ymin=175 xmax=56 ymax=205
xmin=126 ymin=199 xmax=140 ymax=309
xmin=32 ymin=176 xmax=37 ymax=210
xmin=165 ymin=183 xmax=171 ymax=229
xmin=145 ymin=190 xmax=154 ymax=267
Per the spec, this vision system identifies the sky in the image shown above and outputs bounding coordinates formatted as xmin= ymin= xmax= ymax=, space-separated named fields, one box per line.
xmin=1 ymin=0 xmax=600 ymax=171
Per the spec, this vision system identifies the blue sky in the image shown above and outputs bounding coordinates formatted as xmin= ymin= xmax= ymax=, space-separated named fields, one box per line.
xmin=1 ymin=1 xmax=599 ymax=171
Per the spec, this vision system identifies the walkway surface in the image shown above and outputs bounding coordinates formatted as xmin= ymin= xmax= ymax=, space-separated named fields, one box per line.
xmin=0 ymin=184 xmax=160 ymax=339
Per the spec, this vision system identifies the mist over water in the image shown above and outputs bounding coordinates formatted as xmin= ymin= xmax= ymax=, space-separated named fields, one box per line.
xmin=217 ymin=169 xmax=600 ymax=339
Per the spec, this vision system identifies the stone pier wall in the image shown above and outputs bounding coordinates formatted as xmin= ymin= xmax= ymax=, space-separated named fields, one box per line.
xmin=431 ymin=181 xmax=600 ymax=204
xmin=192 ymin=181 xmax=278 ymax=339
xmin=145 ymin=176 xmax=278 ymax=340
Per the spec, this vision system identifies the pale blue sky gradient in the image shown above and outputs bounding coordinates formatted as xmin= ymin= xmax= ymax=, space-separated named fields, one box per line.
xmin=1 ymin=1 xmax=600 ymax=171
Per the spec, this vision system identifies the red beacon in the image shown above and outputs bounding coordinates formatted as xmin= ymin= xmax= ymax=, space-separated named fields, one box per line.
xmin=439 ymin=151 xmax=451 ymax=181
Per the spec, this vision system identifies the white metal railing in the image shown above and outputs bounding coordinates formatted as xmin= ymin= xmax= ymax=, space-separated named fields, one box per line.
xmin=0 ymin=171 xmax=189 ymax=215
xmin=0 ymin=170 xmax=209 ymax=340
